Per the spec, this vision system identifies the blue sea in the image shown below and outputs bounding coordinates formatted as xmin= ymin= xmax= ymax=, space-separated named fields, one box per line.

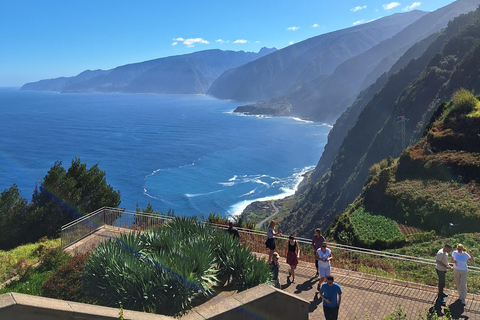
xmin=0 ymin=88 xmax=330 ymax=217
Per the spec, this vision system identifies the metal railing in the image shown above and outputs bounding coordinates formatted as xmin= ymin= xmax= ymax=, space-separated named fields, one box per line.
xmin=61 ymin=208 xmax=480 ymax=295
xmin=237 ymin=229 xmax=480 ymax=296
xmin=61 ymin=207 xmax=174 ymax=249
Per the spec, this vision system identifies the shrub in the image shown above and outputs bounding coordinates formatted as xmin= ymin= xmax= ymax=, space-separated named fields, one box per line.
xmin=38 ymin=246 xmax=70 ymax=271
xmin=449 ymin=88 xmax=478 ymax=116
xmin=42 ymin=252 xmax=90 ymax=302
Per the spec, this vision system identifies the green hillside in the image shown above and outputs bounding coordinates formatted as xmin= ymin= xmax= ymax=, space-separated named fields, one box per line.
xmin=277 ymin=5 xmax=480 ymax=238
xmin=330 ymin=89 xmax=480 ymax=247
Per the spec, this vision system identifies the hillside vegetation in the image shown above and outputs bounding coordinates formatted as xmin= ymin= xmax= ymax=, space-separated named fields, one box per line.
xmin=330 ymin=89 xmax=480 ymax=246
xmin=279 ymin=5 xmax=480 ymax=238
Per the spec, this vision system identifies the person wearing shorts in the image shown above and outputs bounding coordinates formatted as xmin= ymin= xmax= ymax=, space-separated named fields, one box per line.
xmin=316 ymin=242 xmax=332 ymax=290
xmin=265 ymin=220 xmax=282 ymax=262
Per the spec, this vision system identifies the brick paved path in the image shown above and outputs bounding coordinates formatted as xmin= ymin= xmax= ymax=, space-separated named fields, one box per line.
xmin=277 ymin=259 xmax=480 ymax=320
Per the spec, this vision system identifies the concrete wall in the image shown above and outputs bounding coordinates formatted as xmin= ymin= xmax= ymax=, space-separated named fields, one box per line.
xmin=183 ymin=284 xmax=310 ymax=320
xmin=0 ymin=284 xmax=309 ymax=320
xmin=0 ymin=292 xmax=171 ymax=320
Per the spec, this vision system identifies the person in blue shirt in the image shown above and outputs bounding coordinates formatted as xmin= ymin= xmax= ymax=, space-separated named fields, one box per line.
xmin=318 ymin=275 xmax=342 ymax=320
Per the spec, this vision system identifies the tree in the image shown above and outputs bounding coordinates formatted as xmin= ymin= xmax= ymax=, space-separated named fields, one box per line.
xmin=0 ymin=184 xmax=28 ymax=249
xmin=31 ymin=158 xmax=121 ymax=239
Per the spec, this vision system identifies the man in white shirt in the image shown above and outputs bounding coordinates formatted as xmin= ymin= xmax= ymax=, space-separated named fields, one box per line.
xmin=435 ymin=244 xmax=452 ymax=305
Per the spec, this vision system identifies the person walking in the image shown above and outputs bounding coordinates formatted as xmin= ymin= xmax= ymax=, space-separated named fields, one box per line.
xmin=318 ymin=275 xmax=342 ymax=320
xmin=266 ymin=220 xmax=282 ymax=262
xmin=435 ymin=244 xmax=452 ymax=305
xmin=312 ymin=228 xmax=325 ymax=277
xmin=316 ymin=242 xmax=332 ymax=290
xmin=285 ymin=234 xmax=300 ymax=283
xmin=451 ymin=243 xmax=474 ymax=305
xmin=270 ymin=252 xmax=281 ymax=289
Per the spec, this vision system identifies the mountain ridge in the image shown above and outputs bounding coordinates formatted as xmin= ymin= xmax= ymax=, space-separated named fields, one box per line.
xmin=279 ymin=3 xmax=480 ymax=237
xmin=208 ymin=11 xmax=427 ymax=104
xmin=21 ymin=48 xmax=276 ymax=94
xmin=233 ymin=0 xmax=480 ymax=123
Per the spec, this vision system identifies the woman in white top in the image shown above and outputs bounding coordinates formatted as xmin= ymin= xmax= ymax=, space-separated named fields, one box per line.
xmin=451 ymin=243 xmax=474 ymax=304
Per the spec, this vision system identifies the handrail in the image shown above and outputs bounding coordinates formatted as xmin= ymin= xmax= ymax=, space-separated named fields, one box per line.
xmin=61 ymin=207 xmax=480 ymax=294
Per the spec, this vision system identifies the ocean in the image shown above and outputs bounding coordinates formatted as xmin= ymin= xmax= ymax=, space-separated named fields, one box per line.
xmin=0 ymin=88 xmax=330 ymax=218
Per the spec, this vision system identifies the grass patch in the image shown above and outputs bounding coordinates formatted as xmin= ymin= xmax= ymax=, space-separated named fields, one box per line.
xmin=0 ymin=267 xmax=53 ymax=296
xmin=0 ymin=238 xmax=61 ymax=284
xmin=0 ymin=240 xmax=70 ymax=296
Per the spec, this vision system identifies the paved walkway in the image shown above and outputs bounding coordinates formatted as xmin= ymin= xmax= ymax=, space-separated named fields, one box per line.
xmin=65 ymin=228 xmax=480 ymax=319
xmin=275 ymin=257 xmax=480 ymax=320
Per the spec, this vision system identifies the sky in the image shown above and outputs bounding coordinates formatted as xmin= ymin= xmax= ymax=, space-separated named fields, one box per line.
xmin=0 ymin=0 xmax=458 ymax=87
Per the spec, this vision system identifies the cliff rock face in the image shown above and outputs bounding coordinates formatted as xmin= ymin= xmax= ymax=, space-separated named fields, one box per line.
xmin=21 ymin=48 xmax=276 ymax=94
xmin=284 ymin=4 xmax=480 ymax=237
xmin=232 ymin=0 xmax=480 ymax=124
xmin=208 ymin=11 xmax=426 ymax=104
xmin=331 ymin=90 xmax=480 ymax=239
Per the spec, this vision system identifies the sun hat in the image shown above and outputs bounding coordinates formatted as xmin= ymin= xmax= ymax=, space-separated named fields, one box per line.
xmin=272 ymin=252 xmax=280 ymax=259
xmin=457 ymin=244 xmax=466 ymax=252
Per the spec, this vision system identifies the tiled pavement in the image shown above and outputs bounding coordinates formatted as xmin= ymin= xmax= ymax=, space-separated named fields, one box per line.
xmin=275 ymin=257 xmax=480 ymax=320
xmin=66 ymin=229 xmax=480 ymax=319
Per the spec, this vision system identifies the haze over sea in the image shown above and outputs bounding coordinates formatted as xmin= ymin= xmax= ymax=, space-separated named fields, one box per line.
xmin=0 ymin=88 xmax=329 ymax=217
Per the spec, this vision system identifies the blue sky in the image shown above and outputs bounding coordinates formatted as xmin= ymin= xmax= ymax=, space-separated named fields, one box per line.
xmin=1 ymin=0 xmax=456 ymax=87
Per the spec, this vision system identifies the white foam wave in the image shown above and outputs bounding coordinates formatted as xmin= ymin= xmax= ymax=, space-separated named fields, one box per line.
xmin=319 ymin=122 xmax=333 ymax=128
xmin=239 ymin=189 xmax=256 ymax=197
xmin=143 ymin=188 xmax=160 ymax=201
xmin=253 ymin=178 xmax=270 ymax=187
xmin=229 ymin=165 xmax=315 ymax=217
xmin=218 ymin=181 xmax=235 ymax=187
xmin=185 ymin=189 xmax=223 ymax=198
xmin=291 ymin=117 xmax=313 ymax=123
xmin=229 ymin=175 xmax=237 ymax=181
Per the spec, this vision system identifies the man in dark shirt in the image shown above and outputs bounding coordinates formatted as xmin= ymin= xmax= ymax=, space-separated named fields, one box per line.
xmin=227 ymin=221 xmax=240 ymax=239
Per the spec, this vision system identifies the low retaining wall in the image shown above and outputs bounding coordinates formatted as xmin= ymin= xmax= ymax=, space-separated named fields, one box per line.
xmin=0 ymin=292 xmax=170 ymax=320
xmin=183 ymin=284 xmax=309 ymax=320
xmin=0 ymin=284 xmax=309 ymax=320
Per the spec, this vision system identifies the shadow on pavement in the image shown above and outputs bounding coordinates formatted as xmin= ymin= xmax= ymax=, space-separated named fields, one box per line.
xmin=309 ymin=291 xmax=323 ymax=313
xmin=448 ymin=299 xmax=468 ymax=319
xmin=294 ymin=276 xmax=319 ymax=294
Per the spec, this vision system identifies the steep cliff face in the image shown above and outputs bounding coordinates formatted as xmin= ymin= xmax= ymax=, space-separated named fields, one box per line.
xmin=283 ymin=6 xmax=480 ymax=236
xmin=331 ymin=90 xmax=480 ymax=240
xmin=233 ymin=0 xmax=480 ymax=124
xmin=208 ymin=11 xmax=426 ymax=103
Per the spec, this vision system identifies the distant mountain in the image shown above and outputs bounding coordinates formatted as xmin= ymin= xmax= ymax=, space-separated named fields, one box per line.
xmin=233 ymin=0 xmax=480 ymax=123
xmin=208 ymin=11 xmax=426 ymax=103
xmin=280 ymin=4 xmax=480 ymax=236
xmin=21 ymin=48 xmax=276 ymax=94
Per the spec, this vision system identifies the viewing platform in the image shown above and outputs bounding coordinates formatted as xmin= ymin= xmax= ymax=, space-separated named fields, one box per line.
xmin=59 ymin=207 xmax=480 ymax=319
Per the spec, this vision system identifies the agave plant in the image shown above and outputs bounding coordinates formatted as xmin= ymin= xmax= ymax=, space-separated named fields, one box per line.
xmin=212 ymin=231 xmax=241 ymax=285
xmin=82 ymin=217 xmax=271 ymax=315
xmin=82 ymin=237 xmax=168 ymax=312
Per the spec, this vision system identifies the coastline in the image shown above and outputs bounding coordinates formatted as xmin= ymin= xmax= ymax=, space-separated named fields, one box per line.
xmin=228 ymin=165 xmax=314 ymax=218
